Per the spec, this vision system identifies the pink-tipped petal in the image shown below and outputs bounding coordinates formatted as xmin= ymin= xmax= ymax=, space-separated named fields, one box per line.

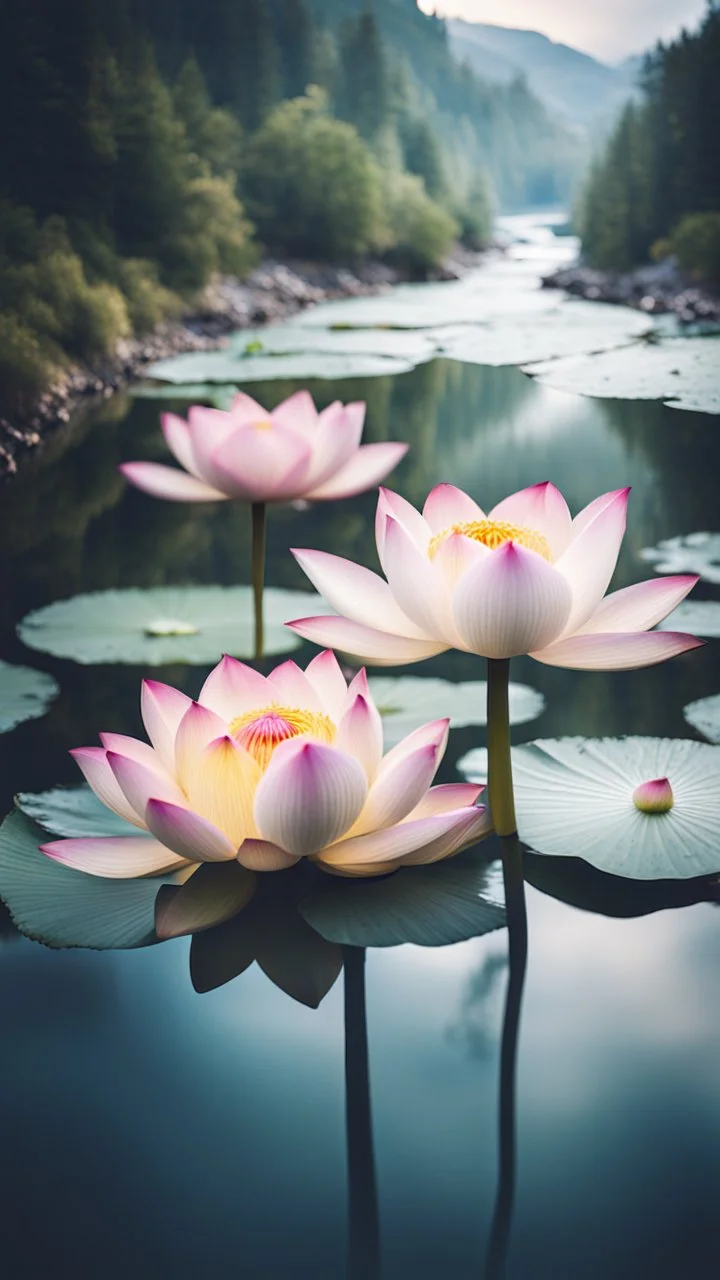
xmin=145 ymin=799 xmax=236 ymax=862
xmin=305 ymin=442 xmax=408 ymax=501
xmin=209 ymin=424 xmax=312 ymax=502
xmin=489 ymin=482 xmax=573 ymax=559
xmin=141 ymin=681 xmax=194 ymax=773
xmin=401 ymin=804 xmax=493 ymax=865
xmin=318 ymin=807 xmax=487 ymax=869
xmin=383 ymin=515 xmax=458 ymax=642
xmin=291 ymin=548 xmax=428 ymax=638
xmin=303 ymin=402 xmax=367 ymax=490
xmin=119 ymin=462 xmax=227 ymax=502
xmin=41 ymin=835 xmax=188 ymax=879
xmin=554 ymin=488 xmax=630 ymax=635
xmin=185 ymin=736 xmax=261 ymax=846
xmin=336 ymin=691 xmax=383 ymax=781
xmin=266 ymin=659 xmax=323 ymax=711
xmin=286 ymin=615 xmax=450 ymax=666
xmin=187 ymin=406 xmax=244 ymax=485
xmin=106 ymin=750 xmax=186 ymax=822
xmin=531 ymin=630 xmax=704 ymax=670
xmin=433 ymin=530 xmax=489 ymax=588
xmin=453 ymin=541 xmax=572 ymax=658
xmin=422 ymin=484 xmax=485 ymax=533
xmin=174 ymin=702 xmax=229 ymax=791
xmin=70 ymin=747 xmax=144 ymax=828
xmin=354 ymin=741 xmax=444 ymax=832
xmin=403 ymin=782 xmax=484 ymax=820
xmin=304 ymin=649 xmax=350 ymax=718
xmin=270 ymin=389 xmax=318 ymax=434
xmin=100 ymin=732 xmax=167 ymax=773
xmin=255 ymin=739 xmax=368 ymax=858
xmin=575 ymin=575 xmax=699 ymax=635
xmin=375 ymin=486 xmax=431 ymax=565
xmin=198 ymin=656 xmax=269 ymax=722
xmin=236 ymin=839 xmax=301 ymax=871
xmin=161 ymin=413 xmax=201 ymax=477
xmin=230 ymin=391 xmax=270 ymax=424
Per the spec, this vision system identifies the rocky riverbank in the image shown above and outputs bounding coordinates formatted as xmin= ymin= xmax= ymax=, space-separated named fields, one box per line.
xmin=1 ymin=253 xmax=475 ymax=478
xmin=542 ymin=257 xmax=720 ymax=327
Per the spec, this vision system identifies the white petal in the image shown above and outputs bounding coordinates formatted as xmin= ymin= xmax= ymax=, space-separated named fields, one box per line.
xmin=198 ymin=656 xmax=269 ymax=722
xmin=106 ymin=750 xmax=186 ymax=822
xmin=41 ymin=834 xmax=188 ymax=879
xmin=145 ymin=799 xmax=237 ymax=862
xmin=453 ymin=542 xmax=572 ymax=658
xmin=422 ymin=484 xmax=485 ymax=533
xmin=376 ymin=487 xmax=431 ymax=568
xmin=141 ymin=681 xmax=193 ymax=774
xmin=174 ymin=702 xmax=230 ymax=792
xmin=383 ymin=515 xmax=459 ymax=642
xmin=70 ymin=747 xmax=145 ymax=829
xmin=490 ymin=482 xmax=572 ymax=559
xmin=254 ymin=740 xmax=368 ymax=857
xmin=291 ymin=548 xmax=428 ymax=638
xmin=336 ymin=689 xmax=383 ymax=781
xmin=531 ymin=630 xmax=704 ymax=670
xmin=286 ymin=615 xmax=450 ymax=666
xmin=304 ymin=650 xmax=350 ymax=719
xmin=185 ymin=736 xmax=261 ymax=846
xmin=266 ymin=659 xmax=323 ymax=711
xmin=555 ymin=488 xmax=630 ymax=635
xmin=575 ymin=575 xmax=699 ymax=635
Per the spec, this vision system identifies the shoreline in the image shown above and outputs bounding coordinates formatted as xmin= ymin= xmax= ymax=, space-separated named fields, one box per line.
xmin=542 ymin=259 xmax=720 ymax=328
xmin=0 ymin=249 xmax=480 ymax=479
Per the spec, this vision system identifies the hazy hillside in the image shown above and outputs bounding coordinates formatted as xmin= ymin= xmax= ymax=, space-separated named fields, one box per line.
xmin=448 ymin=19 xmax=639 ymax=132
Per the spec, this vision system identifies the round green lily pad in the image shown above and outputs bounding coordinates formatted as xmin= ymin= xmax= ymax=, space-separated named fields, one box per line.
xmin=369 ymin=676 xmax=545 ymax=747
xmin=16 ymin=786 xmax=137 ymax=838
xmin=17 ymin=585 xmax=331 ymax=665
xmin=0 ymin=659 xmax=59 ymax=733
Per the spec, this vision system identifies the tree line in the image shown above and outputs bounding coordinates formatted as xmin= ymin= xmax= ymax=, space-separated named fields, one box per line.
xmin=0 ymin=0 xmax=579 ymax=412
xmin=578 ymin=4 xmax=720 ymax=285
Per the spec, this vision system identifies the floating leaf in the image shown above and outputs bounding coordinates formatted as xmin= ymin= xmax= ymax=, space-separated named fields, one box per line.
xmin=0 ymin=659 xmax=59 ymax=733
xmin=524 ymin=850 xmax=719 ymax=918
xmin=0 ymin=808 xmax=183 ymax=949
xmin=658 ymin=600 xmax=720 ymax=637
xmin=300 ymin=846 xmax=505 ymax=948
xmin=640 ymin=532 xmax=720 ymax=583
xmin=433 ymin=301 xmax=650 ymax=367
xmin=459 ymin=737 xmax=720 ymax=880
xmin=683 ymin=694 xmax=720 ymax=744
xmin=525 ymin=337 xmax=720 ymax=415
xmin=16 ymin=786 xmax=137 ymax=838
xmin=131 ymin=383 xmax=240 ymax=409
xmin=17 ymin=585 xmax=331 ymax=665
xmin=369 ymin=675 xmax=544 ymax=747
xmin=146 ymin=347 xmax=415 ymax=385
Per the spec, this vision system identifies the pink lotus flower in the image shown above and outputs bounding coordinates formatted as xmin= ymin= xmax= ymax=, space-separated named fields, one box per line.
xmin=120 ymin=390 xmax=407 ymax=504
xmin=41 ymin=652 xmax=490 ymax=879
xmin=287 ymin=483 xmax=703 ymax=670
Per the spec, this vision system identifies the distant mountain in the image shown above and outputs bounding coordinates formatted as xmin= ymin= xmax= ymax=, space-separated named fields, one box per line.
xmin=447 ymin=20 xmax=640 ymax=132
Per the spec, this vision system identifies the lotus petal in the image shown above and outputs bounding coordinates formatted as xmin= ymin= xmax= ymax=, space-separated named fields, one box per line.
xmin=532 ymin=630 xmax=704 ymax=670
xmin=305 ymin=442 xmax=408 ymax=501
xmin=145 ymin=799 xmax=236 ymax=862
xmin=255 ymin=739 xmax=367 ymax=857
xmin=287 ymin=615 xmax=448 ymax=666
xmin=41 ymin=834 xmax=188 ymax=878
xmin=119 ymin=462 xmax=226 ymax=502
xmin=454 ymin=541 xmax=572 ymax=658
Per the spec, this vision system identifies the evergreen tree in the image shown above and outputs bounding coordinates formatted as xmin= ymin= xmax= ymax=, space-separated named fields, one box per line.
xmin=339 ymin=8 xmax=389 ymax=140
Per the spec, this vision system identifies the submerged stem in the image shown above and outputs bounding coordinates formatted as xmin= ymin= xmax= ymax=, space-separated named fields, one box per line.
xmin=487 ymin=658 xmax=517 ymax=838
xmin=251 ymin=502 xmax=267 ymax=660
xmin=484 ymin=836 xmax=528 ymax=1280
xmin=344 ymin=946 xmax=381 ymax=1280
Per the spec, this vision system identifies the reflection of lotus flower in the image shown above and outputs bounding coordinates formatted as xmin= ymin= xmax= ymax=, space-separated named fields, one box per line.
xmin=120 ymin=390 xmax=407 ymax=504
xmin=41 ymin=651 xmax=491 ymax=879
xmin=288 ymin=482 xmax=702 ymax=669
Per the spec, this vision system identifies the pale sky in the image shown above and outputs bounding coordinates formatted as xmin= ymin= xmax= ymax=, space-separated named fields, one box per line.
xmin=417 ymin=0 xmax=712 ymax=62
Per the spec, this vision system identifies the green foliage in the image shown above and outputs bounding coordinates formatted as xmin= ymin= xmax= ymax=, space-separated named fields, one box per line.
xmin=455 ymin=172 xmax=495 ymax=250
xmin=580 ymin=9 xmax=720 ymax=271
xmin=243 ymin=88 xmax=384 ymax=258
xmin=383 ymin=171 xmax=458 ymax=271
xmin=666 ymin=212 xmax=720 ymax=288
xmin=0 ymin=313 xmax=57 ymax=411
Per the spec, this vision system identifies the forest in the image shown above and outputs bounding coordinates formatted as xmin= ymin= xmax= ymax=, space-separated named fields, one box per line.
xmin=578 ymin=5 xmax=720 ymax=282
xmin=0 ymin=0 xmax=581 ymax=412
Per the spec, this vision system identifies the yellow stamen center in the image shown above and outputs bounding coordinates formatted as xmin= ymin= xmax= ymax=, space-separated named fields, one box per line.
xmin=252 ymin=418 xmax=273 ymax=431
xmin=428 ymin=519 xmax=552 ymax=562
xmin=229 ymin=703 xmax=335 ymax=770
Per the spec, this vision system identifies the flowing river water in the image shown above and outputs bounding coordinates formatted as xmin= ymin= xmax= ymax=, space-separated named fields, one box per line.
xmin=0 ymin=215 xmax=718 ymax=1279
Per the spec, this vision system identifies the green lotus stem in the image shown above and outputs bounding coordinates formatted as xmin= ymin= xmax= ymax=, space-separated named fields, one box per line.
xmin=344 ymin=946 xmax=381 ymax=1280
xmin=487 ymin=658 xmax=517 ymax=838
xmin=484 ymin=835 xmax=528 ymax=1280
xmin=251 ymin=502 xmax=266 ymax=660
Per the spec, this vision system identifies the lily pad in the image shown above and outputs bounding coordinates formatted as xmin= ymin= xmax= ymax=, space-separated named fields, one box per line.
xmin=525 ymin=336 xmax=720 ymax=415
xmin=459 ymin=737 xmax=720 ymax=880
xmin=683 ymin=693 xmax=720 ymax=744
xmin=0 ymin=659 xmax=59 ymax=733
xmin=432 ymin=301 xmax=650 ymax=368
xmin=16 ymin=786 xmax=137 ymax=838
xmin=369 ymin=676 xmax=544 ymax=747
xmin=0 ymin=808 xmax=183 ymax=949
xmin=300 ymin=846 xmax=505 ymax=948
xmin=131 ymin=384 xmax=240 ymax=410
xmin=524 ymin=850 xmax=719 ymax=918
xmin=640 ymin=532 xmax=720 ymax=584
xmin=17 ymin=585 xmax=332 ymax=665
xmin=658 ymin=600 xmax=720 ymax=637
xmin=146 ymin=345 xmax=415 ymax=385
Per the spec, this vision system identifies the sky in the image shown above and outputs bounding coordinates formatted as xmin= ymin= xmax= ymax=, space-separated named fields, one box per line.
xmin=417 ymin=0 xmax=712 ymax=62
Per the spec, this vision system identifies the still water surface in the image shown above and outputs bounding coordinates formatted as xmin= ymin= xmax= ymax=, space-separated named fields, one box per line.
xmin=1 ymin=234 xmax=719 ymax=1278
